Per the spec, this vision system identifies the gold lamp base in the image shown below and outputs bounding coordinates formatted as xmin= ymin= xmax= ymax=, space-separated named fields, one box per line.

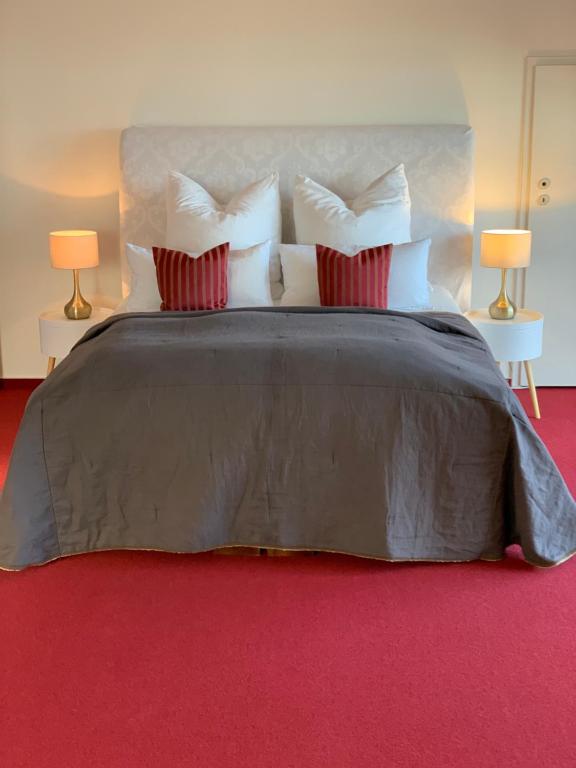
xmin=488 ymin=268 xmax=516 ymax=320
xmin=64 ymin=268 xmax=92 ymax=320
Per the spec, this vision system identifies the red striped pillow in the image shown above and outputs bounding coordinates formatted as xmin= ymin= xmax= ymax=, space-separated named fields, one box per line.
xmin=152 ymin=243 xmax=229 ymax=311
xmin=316 ymin=244 xmax=393 ymax=308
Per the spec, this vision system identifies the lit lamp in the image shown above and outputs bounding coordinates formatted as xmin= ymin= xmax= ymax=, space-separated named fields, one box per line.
xmin=49 ymin=230 xmax=99 ymax=319
xmin=480 ymin=229 xmax=531 ymax=320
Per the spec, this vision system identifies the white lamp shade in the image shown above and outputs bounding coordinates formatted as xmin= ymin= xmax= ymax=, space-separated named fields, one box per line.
xmin=49 ymin=230 xmax=99 ymax=270
xmin=480 ymin=229 xmax=531 ymax=269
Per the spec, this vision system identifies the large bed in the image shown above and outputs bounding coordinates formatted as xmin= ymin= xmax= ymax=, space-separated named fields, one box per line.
xmin=1 ymin=125 xmax=574 ymax=570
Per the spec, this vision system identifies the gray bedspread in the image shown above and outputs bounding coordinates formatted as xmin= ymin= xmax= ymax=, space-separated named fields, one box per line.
xmin=1 ymin=308 xmax=575 ymax=570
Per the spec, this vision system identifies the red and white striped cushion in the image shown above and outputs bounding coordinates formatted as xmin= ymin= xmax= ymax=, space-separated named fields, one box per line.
xmin=316 ymin=244 xmax=393 ymax=308
xmin=152 ymin=244 xmax=229 ymax=311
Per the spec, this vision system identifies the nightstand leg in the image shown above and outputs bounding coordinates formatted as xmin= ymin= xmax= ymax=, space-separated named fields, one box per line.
xmin=47 ymin=357 xmax=56 ymax=375
xmin=523 ymin=360 xmax=541 ymax=420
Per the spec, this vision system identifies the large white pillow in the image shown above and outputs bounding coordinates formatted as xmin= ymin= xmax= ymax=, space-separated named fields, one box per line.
xmin=429 ymin=284 xmax=462 ymax=313
xmin=279 ymin=239 xmax=431 ymax=311
xmin=293 ymin=165 xmax=411 ymax=249
xmin=115 ymin=241 xmax=273 ymax=314
xmin=166 ymin=170 xmax=282 ymax=295
xmin=226 ymin=242 xmax=273 ymax=308
xmin=117 ymin=244 xmax=162 ymax=313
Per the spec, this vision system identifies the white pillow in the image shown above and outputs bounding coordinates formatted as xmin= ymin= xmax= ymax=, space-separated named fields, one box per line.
xmin=226 ymin=242 xmax=273 ymax=308
xmin=387 ymin=238 xmax=431 ymax=310
xmin=116 ymin=244 xmax=162 ymax=313
xmin=429 ymin=284 xmax=462 ymax=313
xmin=166 ymin=170 xmax=282 ymax=293
xmin=293 ymin=165 xmax=411 ymax=249
xmin=115 ymin=241 xmax=273 ymax=314
xmin=279 ymin=239 xmax=431 ymax=311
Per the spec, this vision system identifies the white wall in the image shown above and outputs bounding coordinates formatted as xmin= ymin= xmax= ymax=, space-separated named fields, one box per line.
xmin=1 ymin=0 xmax=575 ymax=377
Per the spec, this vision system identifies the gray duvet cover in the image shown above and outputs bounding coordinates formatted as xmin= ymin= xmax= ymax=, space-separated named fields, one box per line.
xmin=1 ymin=308 xmax=575 ymax=570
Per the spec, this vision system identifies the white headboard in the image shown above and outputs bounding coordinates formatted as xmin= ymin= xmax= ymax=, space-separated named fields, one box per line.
xmin=120 ymin=125 xmax=474 ymax=308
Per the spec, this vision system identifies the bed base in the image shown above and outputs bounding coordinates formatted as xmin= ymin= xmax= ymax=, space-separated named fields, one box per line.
xmin=214 ymin=547 xmax=313 ymax=557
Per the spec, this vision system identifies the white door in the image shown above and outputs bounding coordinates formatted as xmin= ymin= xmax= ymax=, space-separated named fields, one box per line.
xmin=525 ymin=64 xmax=576 ymax=386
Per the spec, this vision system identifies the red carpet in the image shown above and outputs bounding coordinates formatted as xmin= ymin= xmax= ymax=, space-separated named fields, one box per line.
xmin=1 ymin=383 xmax=575 ymax=768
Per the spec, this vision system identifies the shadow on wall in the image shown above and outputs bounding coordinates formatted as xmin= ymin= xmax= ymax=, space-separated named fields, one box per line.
xmin=7 ymin=129 xmax=121 ymax=201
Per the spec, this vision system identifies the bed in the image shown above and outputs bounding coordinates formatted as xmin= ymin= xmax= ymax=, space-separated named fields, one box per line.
xmin=1 ymin=125 xmax=575 ymax=570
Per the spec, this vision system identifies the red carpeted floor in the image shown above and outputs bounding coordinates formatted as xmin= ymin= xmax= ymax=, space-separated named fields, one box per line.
xmin=1 ymin=382 xmax=575 ymax=768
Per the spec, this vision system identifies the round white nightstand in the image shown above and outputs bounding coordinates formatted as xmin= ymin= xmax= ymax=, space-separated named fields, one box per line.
xmin=465 ymin=309 xmax=544 ymax=419
xmin=39 ymin=307 xmax=114 ymax=375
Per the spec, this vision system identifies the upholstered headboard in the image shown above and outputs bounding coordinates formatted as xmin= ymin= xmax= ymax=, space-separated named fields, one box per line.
xmin=120 ymin=125 xmax=474 ymax=308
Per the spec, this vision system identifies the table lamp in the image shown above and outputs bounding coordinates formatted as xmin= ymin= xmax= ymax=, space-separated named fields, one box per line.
xmin=480 ymin=229 xmax=531 ymax=320
xmin=49 ymin=230 xmax=99 ymax=319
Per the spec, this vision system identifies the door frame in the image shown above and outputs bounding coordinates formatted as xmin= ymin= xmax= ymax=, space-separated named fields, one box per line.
xmin=512 ymin=53 xmax=576 ymax=386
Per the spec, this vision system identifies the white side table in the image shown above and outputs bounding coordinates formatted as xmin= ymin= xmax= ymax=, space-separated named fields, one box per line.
xmin=465 ymin=309 xmax=544 ymax=419
xmin=39 ymin=307 xmax=114 ymax=375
